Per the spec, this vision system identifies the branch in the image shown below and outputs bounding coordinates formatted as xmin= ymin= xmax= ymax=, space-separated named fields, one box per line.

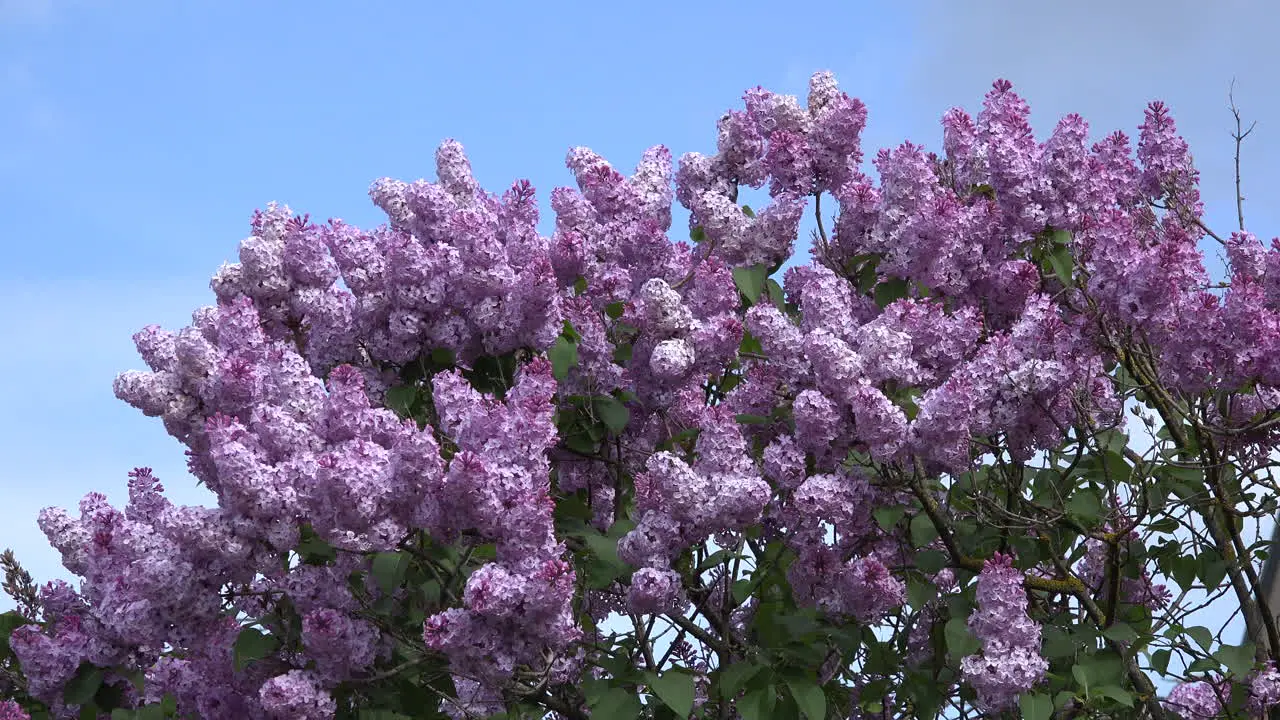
xmin=1229 ymin=78 xmax=1257 ymax=233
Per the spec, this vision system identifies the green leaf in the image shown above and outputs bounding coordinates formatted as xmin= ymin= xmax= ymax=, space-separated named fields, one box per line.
xmin=873 ymin=506 xmax=906 ymax=532
xmin=371 ymin=551 xmax=410 ymax=595
xmin=383 ymin=385 xmax=417 ymax=417
xmin=915 ymin=549 xmax=948 ymax=574
xmin=65 ymin=662 xmax=104 ymax=706
xmin=605 ymin=301 xmax=626 ymax=320
xmin=735 ymin=413 xmax=772 ymax=425
xmin=233 ymin=627 xmax=279 ymax=672
xmin=1094 ymin=685 xmax=1134 ymax=707
xmin=690 ymin=226 xmax=707 ymax=243
xmin=134 ymin=705 xmax=166 ymax=720
xmin=1101 ymin=623 xmax=1138 ymax=645
xmin=1199 ymin=549 xmax=1228 ymax=588
xmin=910 ymin=513 xmax=939 ymax=547
xmin=577 ymin=529 xmax=630 ymax=589
xmin=548 ymin=336 xmax=579 ymax=381
xmin=785 ymin=676 xmax=827 ymax=720
xmin=1019 ymin=692 xmax=1053 ymax=720
xmin=1215 ymin=642 xmax=1257 ymax=677
xmin=648 ymin=670 xmax=695 ymax=717
xmin=1072 ymin=665 xmax=1090 ymax=695
xmin=732 ymin=265 xmax=769 ymax=305
xmin=295 ymin=522 xmax=336 ymax=565
xmin=742 ymin=205 xmax=756 ymax=218
xmin=1186 ymin=625 xmax=1214 ymax=652
xmin=587 ymin=686 xmax=643 ymax=719
xmin=593 ymin=395 xmax=630 ymax=434
xmin=1041 ymin=626 xmax=1075 ymax=659
xmin=906 ymin=577 xmax=937 ymax=609
xmin=873 ymin=277 xmax=910 ymax=308
xmin=1047 ymin=244 xmax=1074 ymax=287
xmin=1066 ymin=488 xmax=1103 ymax=525
xmin=945 ymin=617 xmax=981 ymax=658
xmin=738 ymin=686 xmax=777 ymax=720
xmin=613 ymin=342 xmax=633 ymax=366
xmin=1150 ymin=648 xmax=1172 ymax=675
xmin=718 ymin=662 xmax=765 ymax=698
xmin=766 ymin=278 xmax=787 ymax=312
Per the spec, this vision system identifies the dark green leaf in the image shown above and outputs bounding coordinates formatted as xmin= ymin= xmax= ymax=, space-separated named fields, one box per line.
xmin=383 ymin=385 xmax=417 ymax=417
xmin=1150 ymin=648 xmax=1172 ymax=675
xmin=766 ymin=278 xmax=787 ymax=312
xmin=1041 ymin=627 xmax=1074 ymax=659
xmin=233 ymin=627 xmax=279 ymax=672
xmin=874 ymin=277 xmax=910 ymax=308
xmin=648 ymin=670 xmax=695 ymax=717
xmin=548 ymin=337 xmax=578 ymax=381
xmin=690 ymin=226 xmax=707 ymax=243
xmin=605 ymin=301 xmax=626 ymax=320
xmin=1215 ymin=642 xmax=1257 ymax=677
xmin=735 ymin=413 xmax=772 ymax=425
xmin=587 ymin=686 xmax=643 ymax=719
xmin=742 ymin=205 xmax=756 ymax=218
xmin=1199 ymin=550 xmax=1228 ymax=589
xmin=1047 ymin=245 xmax=1074 ymax=287
xmin=738 ymin=686 xmax=777 ymax=720
xmin=1066 ymin=489 xmax=1103 ymax=525
xmin=593 ymin=395 xmax=630 ymax=434
xmin=910 ymin=513 xmax=939 ymax=547
xmin=732 ymin=265 xmax=769 ymax=305
xmin=371 ymin=551 xmax=410 ymax=595
xmin=1186 ymin=625 xmax=1214 ymax=652
xmin=915 ymin=549 xmax=948 ymax=574
xmin=907 ymin=577 xmax=937 ymax=609
xmin=1101 ymin=623 xmax=1138 ymax=645
xmin=718 ymin=662 xmax=765 ymax=698
xmin=873 ymin=506 xmax=907 ymax=532
xmin=1095 ymin=685 xmax=1134 ymax=707
xmin=613 ymin=342 xmax=633 ymax=366
xmin=945 ymin=617 xmax=980 ymax=658
xmin=1019 ymin=692 xmax=1053 ymax=720
xmin=785 ymin=676 xmax=827 ymax=720
xmin=64 ymin=663 xmax=104 ymax=706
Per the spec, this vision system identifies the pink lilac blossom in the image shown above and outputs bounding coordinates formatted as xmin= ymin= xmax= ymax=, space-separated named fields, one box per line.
xmin=19 ymin=69 xmax=1278 ymax=719
xmin=1163 ymin=680 xmax=1225 ymax=719
xmin=960 ymin=554 xmax=1048 ymax=710
xmin=1250 ymin=663 xmax=1280 ymax=716
xmin=258 ymin=670 xmax=337 ymax=720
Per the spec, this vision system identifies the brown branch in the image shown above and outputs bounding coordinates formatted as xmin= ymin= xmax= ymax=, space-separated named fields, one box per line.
xmin=1228 ymin=79 xmax=1257 ymax=233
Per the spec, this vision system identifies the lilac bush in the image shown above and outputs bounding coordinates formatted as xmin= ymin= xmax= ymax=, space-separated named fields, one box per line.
xmin=5 ymin=71 xmax=1280 ymax=719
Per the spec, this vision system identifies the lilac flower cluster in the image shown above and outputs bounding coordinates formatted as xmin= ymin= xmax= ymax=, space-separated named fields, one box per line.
xmin=1163 ymin=679 xmax=1227 ymax=719
xmin=960 ymin=554 xmax=1048 ymax=710
xmin=15 ymin=68 xmax=1280 ymax=719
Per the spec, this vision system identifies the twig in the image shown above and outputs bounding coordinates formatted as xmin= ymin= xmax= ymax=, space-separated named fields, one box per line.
xmin=1228 ymin=79 xmax=1258 ymax=233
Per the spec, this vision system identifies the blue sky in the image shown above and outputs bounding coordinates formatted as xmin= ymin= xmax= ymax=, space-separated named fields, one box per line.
xmin=2 ymin=0 xmax=1279 ymax=658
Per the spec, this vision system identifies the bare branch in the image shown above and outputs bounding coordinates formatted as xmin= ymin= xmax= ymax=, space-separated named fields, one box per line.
xmin=1229 ymin=78 xmax=1258 ymax=232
